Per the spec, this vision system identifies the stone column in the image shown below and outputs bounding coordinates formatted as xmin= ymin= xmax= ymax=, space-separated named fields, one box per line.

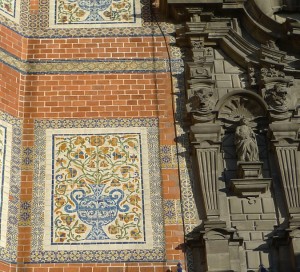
xmin=269 ymin=122 xmax=300 ymax=271
xmin=269 ymin=123 xmax=300 ymax=225
xmin=190 ymin=123 xmax=223 ymax=223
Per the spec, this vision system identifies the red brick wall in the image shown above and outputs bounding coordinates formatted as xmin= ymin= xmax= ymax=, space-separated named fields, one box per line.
xmin=0 ymin=21 xmax=185 ymax=272
xmin=27 ymin=37 xmax=168 ymax=60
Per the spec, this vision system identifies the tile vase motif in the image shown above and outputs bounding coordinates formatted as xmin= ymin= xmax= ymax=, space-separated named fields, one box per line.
xmin=32 ymin=118 xmax=164 ymax=263
xmin=53 ymin=133 xmax=144 ymax=244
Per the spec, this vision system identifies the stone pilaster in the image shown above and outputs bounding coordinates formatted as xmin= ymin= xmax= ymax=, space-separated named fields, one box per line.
xmin=269 ymin=123 xmax=300 ymax=224
xmin=190 ymin=123 xmax=223 ymax=221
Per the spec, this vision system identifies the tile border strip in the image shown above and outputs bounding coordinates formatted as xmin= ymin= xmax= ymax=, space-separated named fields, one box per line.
xmin=0 ymin=111 xmax=22 ymax=263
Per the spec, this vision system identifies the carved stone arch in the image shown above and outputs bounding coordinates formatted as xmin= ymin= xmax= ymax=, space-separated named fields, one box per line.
xmin=216 ymin=90 xmax=268 ymax=125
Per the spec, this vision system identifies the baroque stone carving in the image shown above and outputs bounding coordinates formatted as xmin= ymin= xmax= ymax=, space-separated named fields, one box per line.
xmin=265 ymin=83 xmax=289 ymax=113
xmin=260 ymin=67 xmax=285 ymax=81
xmin=187 ymin=87 xmax=216 ymax=123
xmin=247 ymin=64 xmax=258 ymax=86
xmin=187 ymin=88 xmax=216 ymax=114
xmin=218 ymin=94 xmax=266 ymax=124
xmin=234 ymin=118 xmax=259 ymax=162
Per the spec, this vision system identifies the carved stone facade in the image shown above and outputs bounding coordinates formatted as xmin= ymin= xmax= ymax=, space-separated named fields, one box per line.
xmin=161 ymin=0 xmax=300 ymax=271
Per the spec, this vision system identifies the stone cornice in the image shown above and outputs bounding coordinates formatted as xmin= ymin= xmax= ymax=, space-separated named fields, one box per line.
xmin=163 ymin=0 xmax=300 ymax=76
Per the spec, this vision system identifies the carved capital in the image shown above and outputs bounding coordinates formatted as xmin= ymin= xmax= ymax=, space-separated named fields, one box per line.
xmin=269 ymin=123 xmax=300 ymax=145
xmin=190 ymin=123 xmax=222 ymax=145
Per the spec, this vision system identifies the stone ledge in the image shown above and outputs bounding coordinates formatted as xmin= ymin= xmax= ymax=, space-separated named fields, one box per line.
xmin=229 ymin=178 xmax=272 ymax=197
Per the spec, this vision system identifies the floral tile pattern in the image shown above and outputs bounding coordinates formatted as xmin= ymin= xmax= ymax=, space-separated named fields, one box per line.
xmin=52 ymin=133 xmax=144 ymax=244
xmin=31 ymin=118 xmax=165 ymax=262
xmin=0 ymin=0 xmax=175 ymax=37
xmin=50 ymin=0 xmax=141 ymax=28
xmin=0 ymin=111 xmax=22 ymax=263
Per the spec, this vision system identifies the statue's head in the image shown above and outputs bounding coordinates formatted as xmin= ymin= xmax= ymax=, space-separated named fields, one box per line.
xmin=239 ymin=117 xmax=249 ymax=126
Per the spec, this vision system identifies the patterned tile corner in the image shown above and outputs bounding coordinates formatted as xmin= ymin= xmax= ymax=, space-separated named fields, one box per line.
xmin=0 ymin=0 xmax=20 ymax=23
xmin=0 ymin=0 xmax=176 ymax=37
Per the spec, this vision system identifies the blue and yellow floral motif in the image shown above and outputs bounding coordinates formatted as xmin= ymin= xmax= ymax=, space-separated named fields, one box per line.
xmin=55 ymin=0 xmax=136 ymax=25
xmin=52 ymin=133 xmax=144 ymax=244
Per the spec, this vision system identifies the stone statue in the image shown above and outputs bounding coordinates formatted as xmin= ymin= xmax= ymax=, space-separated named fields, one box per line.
xmin=265 ymin=83 xmax=288 ymax=112
xmin=234 ymin=118 xmax=259 ymax=162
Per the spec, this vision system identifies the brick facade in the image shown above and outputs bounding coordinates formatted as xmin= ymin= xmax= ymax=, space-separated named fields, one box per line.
xmin=0 ymin=0 xmax=186 ymax=271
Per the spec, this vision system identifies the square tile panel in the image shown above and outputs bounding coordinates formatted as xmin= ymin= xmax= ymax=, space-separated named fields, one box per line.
xmin=31 ymin=118 xmax=165 ymax=263
xmin=49 ymin=0 xmax=141 ymax=28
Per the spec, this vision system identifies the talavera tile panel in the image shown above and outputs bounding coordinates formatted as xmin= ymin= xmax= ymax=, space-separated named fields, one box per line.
xmin=31 ymin=118 xmax=165 ymax=263
xmin=0 ymin=111 xmax=22 ymax=263
xmin=49 ymin=0 xmax=141 ymax=28
xmin=0 ymin=0 xmax=175 ymax=37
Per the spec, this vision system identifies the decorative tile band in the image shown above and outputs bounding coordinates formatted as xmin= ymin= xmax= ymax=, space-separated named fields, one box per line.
xmin=31 ymin=118 xmax=165 ymax=263
xmin=172 ymin=76 xmax=200 ymax=233
xmin=0 ymin=111 xmax=22 ymax=263
xmin=164 ymin=199 xmax=182 ymax=224
xmin=21 ymin=147 xmax=33 ymax=171
xmin=19 ymin=200 xmax=31 ymax=226
xmin=160 ymin=145 xmax=178 ymax=169
xmin=0 ymin=48 xmax=170 ymax=74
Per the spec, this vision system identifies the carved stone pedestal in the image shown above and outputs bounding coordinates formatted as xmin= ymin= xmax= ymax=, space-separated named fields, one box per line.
xmin=271 ymin=227 xmax=300 ymax=272
xmin=186 ymin=222 xmax=242 ymax=272
xmin=229 ymin=162 xmax=272 ymax=197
